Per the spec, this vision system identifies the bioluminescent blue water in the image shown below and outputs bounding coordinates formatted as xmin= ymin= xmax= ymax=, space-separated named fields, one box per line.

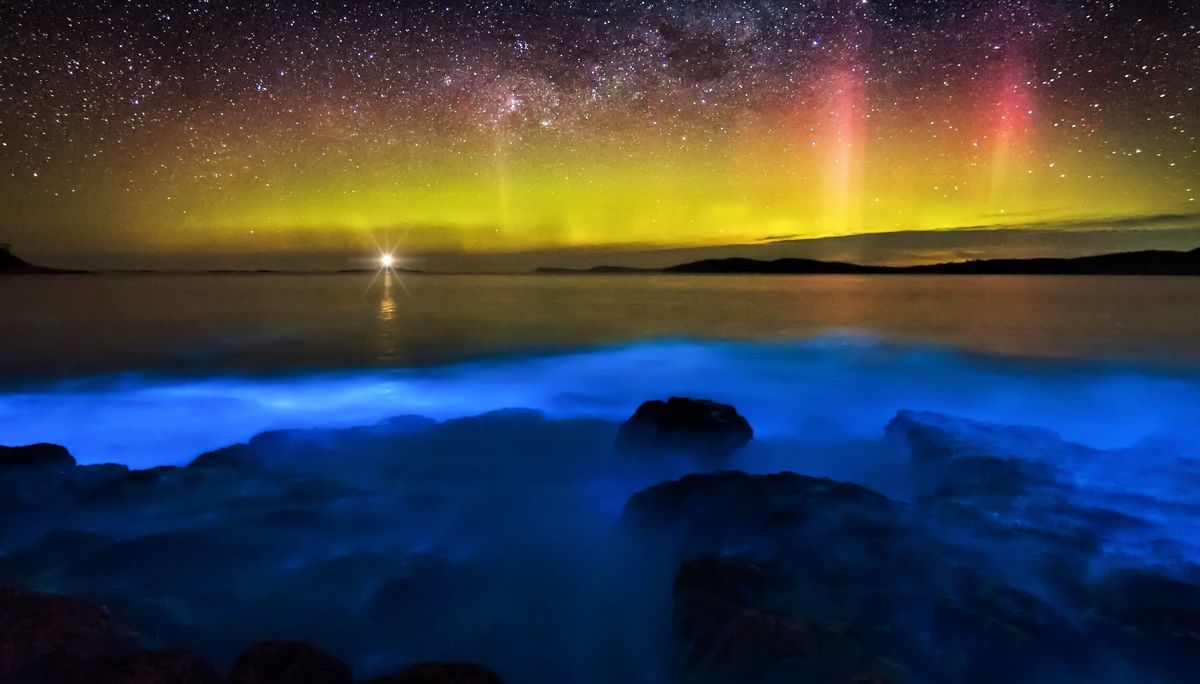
xmin=1 ymin=335 xmax=1197 ymax=468
xmin=3 ymin=335 xmax=1200 ymax=682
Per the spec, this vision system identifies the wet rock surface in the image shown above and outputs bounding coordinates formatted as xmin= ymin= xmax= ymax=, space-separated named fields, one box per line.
xmin=619 ymin=408 xmax=1200 ymax=683
xmin=672 ymin=558 xmax=891 ymax=684
xmin=2 ymin=405 xmax=1199 ymax=683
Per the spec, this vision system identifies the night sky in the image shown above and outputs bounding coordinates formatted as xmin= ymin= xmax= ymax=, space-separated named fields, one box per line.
xmin=1 ymin=1 xmax=1197 ymax=266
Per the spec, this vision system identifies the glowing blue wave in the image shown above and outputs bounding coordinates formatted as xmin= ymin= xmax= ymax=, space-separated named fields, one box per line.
xmin=1 ymin=335 xmax=1198 ymax=467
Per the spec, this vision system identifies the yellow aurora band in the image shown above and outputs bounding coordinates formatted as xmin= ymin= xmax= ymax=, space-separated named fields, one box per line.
xmin=138 ymin=100 xmax=1193 ymax=254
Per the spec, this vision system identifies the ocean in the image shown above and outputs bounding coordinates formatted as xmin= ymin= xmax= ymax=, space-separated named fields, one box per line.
xmin=4 ymin=272 xmax=1200 ymax=379
xmin=3 ymin=272 xmax=1200 ymax=682
xmin=2 ymin=273 xmax=1199 ymax=467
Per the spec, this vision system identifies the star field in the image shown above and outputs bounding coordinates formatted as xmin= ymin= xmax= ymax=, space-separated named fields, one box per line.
xmin=1 ymin=0 xmax=1197 ymax=256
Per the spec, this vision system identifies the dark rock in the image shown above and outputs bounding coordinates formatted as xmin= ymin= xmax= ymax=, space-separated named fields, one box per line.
xmin=83 ymin=649 xmax=221 ymax=684
xmin=364 ymin=662 xmax=504 ymax=683
xmin=0 ymin=444 xmax=75 ymax=471
xmin=930 ymin=578 xmax=1086 ymax=681
xmin=189 ymin=443 xmax=261 ymax=472
xmin=620 ymin=471 xmax=894 ymax=558
xmin=56 ymin=530 xmax=272 ymax=605
xmin=673 ymin=559 xmax=890 ymax=684
xmin=0 ymin=586 xmax=135 ymax=683
xmin=615 ymin=397 xmax=752 ymax=467
xmin=0 ymin=530 xmax=114 ymax=580
xmin=369 ymin=555 xmax=464 ymax=628
xmin=1088 ymin=568 xmax=1200 ymax=667
xmin=674 ymin=557 xmax=769 ymax=607
xmin=123 ymin=466 xmax=182 ymax=486
xmin=885 ymin=409 xmax=1094 ymax=469
xmin=227 ymin=640 xmax=352 ymax=684
xmin=621 ymin=473 xmax=908 ymax=679
xmin=926 ymin=455 xmax=1059 ymax=504
xmin=71 ymin=463 xmax=132 ymax=489
xmin=887 ymin=411 xmax=1066 ymax=504
xmin=619 ymin=472 xmax=992 ymax=681
xmin=73 ymin=464 xmax=247 ymax=508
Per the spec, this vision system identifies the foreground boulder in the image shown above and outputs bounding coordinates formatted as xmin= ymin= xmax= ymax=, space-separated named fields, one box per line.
xmin=615 ymin=397 xmax=752 ymax=467
xmin=83 ymin=649 xmax=221 ymax=684
xmin=1087 ymin=569 xmax=1200 ymax=670
xmin=618 ymin=470 xmax=1128 ymax=682
xmin=0 ymin=586 xmax=135 ymax=683
xmin=365 ymin=662 xmax=504 ymax=683
xmin=622 ymin=473 xmax=908 ymax=682
xmin=227 ymin=641 xmax=352 ymax=684
xmin=673 ymin=559 xmax=890 ymax=684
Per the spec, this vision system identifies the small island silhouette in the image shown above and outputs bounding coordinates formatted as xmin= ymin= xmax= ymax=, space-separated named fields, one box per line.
xmin=0 ymin=245 xmax=88 ymax=274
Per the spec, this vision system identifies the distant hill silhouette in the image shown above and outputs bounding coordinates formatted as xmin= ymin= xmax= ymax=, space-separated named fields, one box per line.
xmin=666 ymin=257 xmax=875 ymax=274
xmin=652 ymin=247 xmax=1200 ymax=276
xmin=0 ymin=245 xmax=87 ymax=274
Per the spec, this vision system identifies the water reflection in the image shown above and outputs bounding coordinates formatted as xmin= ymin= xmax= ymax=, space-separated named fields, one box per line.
xmin=378 ymin=272 xmax=397 ymax=322
xmin=2 ymin=274 xmax=1200 ymax=380
xmin=374 ymin=271 xmax=400 ymax=363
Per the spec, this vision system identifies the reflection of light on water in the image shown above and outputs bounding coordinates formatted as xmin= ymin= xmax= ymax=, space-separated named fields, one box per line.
xmin=375 ymin=272 xmax=401 ymax=363
xmin=378 ymin=272 xmax=396 ymax=322
xmin=362 ymin=239 xmax=413 ymax=363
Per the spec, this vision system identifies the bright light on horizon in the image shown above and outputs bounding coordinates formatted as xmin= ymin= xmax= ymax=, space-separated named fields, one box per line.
xmin=380 ymin=254 xmax=395 ymax=269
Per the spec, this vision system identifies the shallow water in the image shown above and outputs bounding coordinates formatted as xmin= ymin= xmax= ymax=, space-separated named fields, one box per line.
xmin=2 ymin=273 xmax=1199 ymax=468
xmin=2 ymin=337 xmax=1199 ymax=469
xmin=2 ymin=273 xmax=1200 ymax=380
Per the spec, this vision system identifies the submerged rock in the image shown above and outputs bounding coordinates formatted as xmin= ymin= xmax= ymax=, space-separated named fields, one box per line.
xmin=615 ymin=397 xmax=752 ymax=467
xmin=885 ymin=409 xmax=1095 ymax=468
xmin=227 ymin=640 xmax=353 ymax=684
xmin=365 ymin=661 xmax=504 ymax=683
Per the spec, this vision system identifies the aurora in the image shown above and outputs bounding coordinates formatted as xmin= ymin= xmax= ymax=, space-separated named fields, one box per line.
xmin=1 ymin=0 xmax=1196 ymax=269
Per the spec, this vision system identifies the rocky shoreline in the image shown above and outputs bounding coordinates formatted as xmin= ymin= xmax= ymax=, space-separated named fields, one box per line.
xmin=2 ymin=399 xmax=1199 ymax=683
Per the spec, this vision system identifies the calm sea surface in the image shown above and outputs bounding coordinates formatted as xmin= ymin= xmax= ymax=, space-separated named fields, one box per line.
xmin=3 ymin=273 xmax=1200 ymax=380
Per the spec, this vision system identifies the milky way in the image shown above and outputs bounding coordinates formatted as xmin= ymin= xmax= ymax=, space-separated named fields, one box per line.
xmin=1 ymin=1 xmax=1197 ymax=258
